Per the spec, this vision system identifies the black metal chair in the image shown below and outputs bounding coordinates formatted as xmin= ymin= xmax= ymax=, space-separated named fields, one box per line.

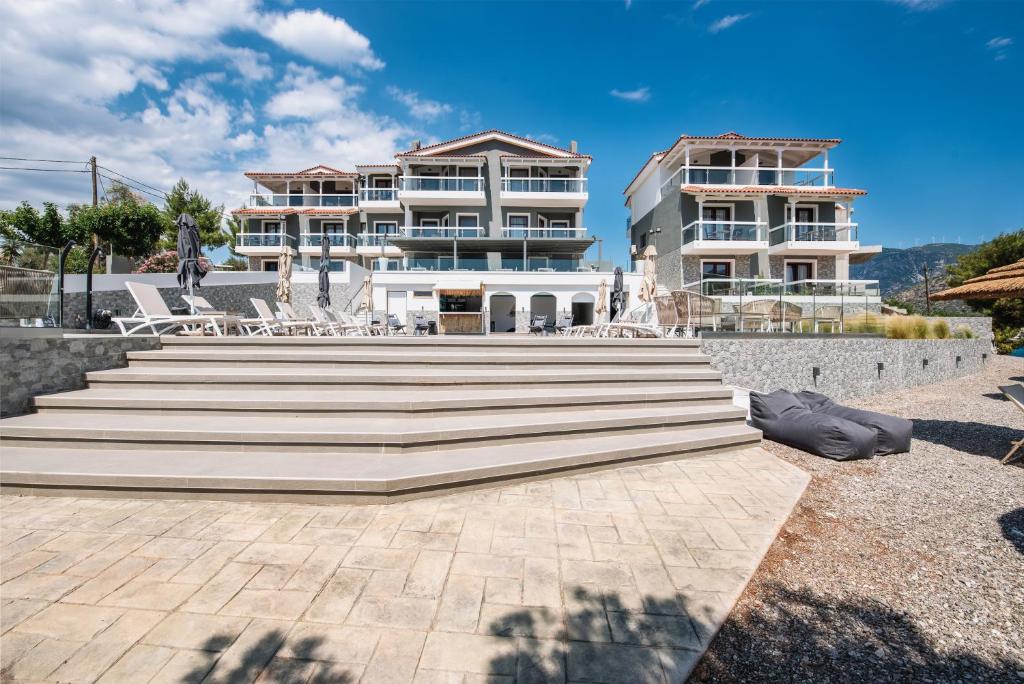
xmin=387 ymin=313 xmax=406 ymax=335
xmin=555 ymin=313 xmax=573 ymax=336
xmin=413 ymin=314 xmax=430 ymax=336
xmin=528 ymin=315 xmax=548 ymax=335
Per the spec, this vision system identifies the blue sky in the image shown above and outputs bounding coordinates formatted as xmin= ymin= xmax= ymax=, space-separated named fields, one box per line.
xmin=1 ymin=0 xmax=1021 ymax=266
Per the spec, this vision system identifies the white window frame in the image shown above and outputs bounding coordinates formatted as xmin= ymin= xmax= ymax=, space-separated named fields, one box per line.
xmin=699 ymin=258 xmax=736 ymax=282
xmin=373 ymin=220 xmax=398 ymax=234
xmin=507 ymin=213 xmax=530 ymax=228
xmin=700 ymin=202 xmax=735 ymax=222
xmin=783 ymin=259 xmax=817 ymax=283
xmin=261 ymin=220 xmax=282 ymax=233
xmin=261 ymin=259 xmax=279 ymax=272
xmin=548 ymin=219 xmax=570 ymax=229
xmin=322 ymin=222 xmax=345 ymax=235
xmin=455 ymin=213 xmax=479 ymax=228
xmin=786 ymin=203 xmax=819 ymax=222
xmin=418 ymin=218 xmax=441 ymax=228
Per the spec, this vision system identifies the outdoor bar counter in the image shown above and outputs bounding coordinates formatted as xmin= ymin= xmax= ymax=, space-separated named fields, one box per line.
xmin=438 ymin=311 xmax=483 ymax=334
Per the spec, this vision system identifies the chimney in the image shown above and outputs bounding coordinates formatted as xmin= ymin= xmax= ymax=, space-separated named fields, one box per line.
xmin=411 ymin=139 xmax=421 ymax=151
xmin=570 ymin=140 xmax=578 ymax=154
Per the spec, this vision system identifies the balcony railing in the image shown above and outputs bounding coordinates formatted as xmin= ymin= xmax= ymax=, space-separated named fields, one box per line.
xmin=499 ymin=258 xmax=583 ymax=272
xmin=399 ymin=176 xmax=484 ymax=192
xmin=248 ymin=193 xmax=358 ymax=208
xmin=501 ymin=178 xmax=587 ymax=193
xmin=502 ymin=226 xmax=587 ymax=239
xmin=781 ymin=279 xmax=879 ymax=298
xmin=358 ymin=233 xmax=398 ymax=247
xmin=770 ymin=222 xmax=858 ymax=244
xmin=662 ymin=166 xmax=834 ymax=191
xmin=236 ymin=233 xmax=295 ymax=248
xmin=300 ymin=233 xmax=357 ymax=248
xmin=399 ymin=226 xmax=485 ymax=238
xmin=682 ymin=277 xmax=879 ymax=299
xmin=359 ymin=188 xmax=397 ymax=202
xmin=407 ymin=257 xmax=490 ymax=271
xmin=682 ymin=221 xmax=767 ymax=244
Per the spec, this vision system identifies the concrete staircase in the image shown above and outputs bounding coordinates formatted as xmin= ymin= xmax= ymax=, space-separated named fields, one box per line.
xmin=0 ymin=336 xmax=759 ymax=502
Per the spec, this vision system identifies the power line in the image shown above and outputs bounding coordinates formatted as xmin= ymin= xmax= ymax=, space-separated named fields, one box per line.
xmin=96 ymin=165 xmax=168 ymax=196
xmin=0 ymin=166 xmax=90 ymax=173
xmin=0 ymin=156 xmax=87 ymax=164
xmin=97 ymin=173 xmax=166 ymax=202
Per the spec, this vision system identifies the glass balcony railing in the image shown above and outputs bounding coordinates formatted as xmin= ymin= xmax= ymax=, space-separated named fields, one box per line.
xmin=358 ymin=234 xmax=397 ymax=247
xmin=248 ymin=194 xmax=358 ymax=208
xmin=661 ymin=166 xmax=834 ymax=190
xmin=682 ymin=221 xmax=767 ymax=244
xmin=407 ymin=257 xmax=490 ymax=271
xmin=236 ymin=233 xmax=295 ymax=248
xmin=501 ymin=178 xmax=587 ymax=193
xmin=300 ymin=233 xmax=357 ymax=248
xmin=398 ymin=227 xmax=484 ymax=238
xmin=359 ymin=188 xmax=397 ymax=202
xmin=769 ymin=223 xmax=858 ymax=245
xmin=399 ymin=177 xmax=483 ymax=192
xmin=500 ymin=258 xmax=582 ymax=272
xmin=501 ymin=226 xmax=587 ymax=239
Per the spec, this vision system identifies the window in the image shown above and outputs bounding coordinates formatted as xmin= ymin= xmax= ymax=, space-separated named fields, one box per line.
xmin=323 ymin=222 xmax=345 ymax=235
xmin=701 ymin=261 xmax=732 ymax=279
xmin=456 ymin=214 xmax=479 ymax=228
xmin=507 ymin=214 xmax=530 ymax=228
xmin=373 ymin=221 xmax=398 ymax=235
xmin=701 ymin=205 xmax=732 ymax=240
xmin=419 ymin=218 xmax=441 ymax=227
xmin=373 ymin=177 xmax=392 ymax=188
xmin=262 ymin=221 xmax=281 ymax=233
xmin=509 ymin=168 xmax=529 ymax=178
xmin=785 ymin=261 xmax=815 ymax=283
xmin=412 ymin=290 xmax=433 ymax=298
xmin=262 ymin=259 xmax=278 ymax=272
xmin=639 ymin=233 xmax=648 ymax=250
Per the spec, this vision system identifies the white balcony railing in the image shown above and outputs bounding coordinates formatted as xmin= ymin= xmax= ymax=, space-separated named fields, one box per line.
xmin=398 ymin=226 xmax=485 ymax=238
xmin=661 ymin=166 xmax=834 ymax=191
xmin=398 ymin=176 xmax=484 ymax=192
xmin=300 ymin=232 xmax=357 ymax=248
xmin=501 ymin=178 xmax=588 ymax=193
xmin=682 ymin=277 xmax=879 ymax=299
xmin=770 ymin=222 xmax=858 ymax=244
xmin=357 ymin=233 xmax=400 ymax=247
xmin=248 ymin=193 xmax=358 ymax=208
xmin=359 ymin=188 xmax=397 ymax=202
xmin=501 ymin=226 xmax=587 ymax=239
xmin=236 ymin=233 xmax=295 ymax=248
xmin=682 ymin=221 xmax=767 ymax=244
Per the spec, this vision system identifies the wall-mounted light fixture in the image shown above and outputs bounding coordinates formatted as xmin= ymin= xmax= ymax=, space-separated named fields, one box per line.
xmin=877 ymin=362 xmax=884 ymax=378
xmin=982 ymin=353 xmax=988 ymax=362
xmin=922 ymin=358 xmax=929 ymax=369
xmin=955 ymin=355 xmax=962 ymax=368
xmin=812 ymin=366 xmax=820 ymax=384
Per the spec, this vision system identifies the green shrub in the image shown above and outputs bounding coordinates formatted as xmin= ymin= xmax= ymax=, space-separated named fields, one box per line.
xmin=908 ymin=315 xmax=930 ymax=339
xmin=886 ymin=316 xmax=912 ymax=339
xmin=931 ymin=319 xmax=951 ymax=339
xmin=952 ymin=325 xmax=975 ymax=339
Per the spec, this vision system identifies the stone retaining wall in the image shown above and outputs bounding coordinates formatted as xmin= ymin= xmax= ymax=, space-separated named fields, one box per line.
xmin=701 ymin=335 xmax=993 ymax=402
xmin=1 ymin=331 xmax=160 ymax=417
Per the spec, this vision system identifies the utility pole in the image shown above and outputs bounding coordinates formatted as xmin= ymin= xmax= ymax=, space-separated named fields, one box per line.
xmin=922 ymin=263 xmax=931 ymax=315
xmin=90 ymin=156 xmax=98 ymax=207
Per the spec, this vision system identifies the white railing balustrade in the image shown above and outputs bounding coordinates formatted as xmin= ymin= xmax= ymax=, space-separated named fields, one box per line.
xmin=248 ymin=193 xmax=358 ymax=208
xmin=501 ymin=226 xmax=587 ymax=239
xmin=398 ymin=227 xmax=485 ymax=238
xmin=300 ymin=233 xmax=358 ymax=248
xmin=682 ymin=221 xmax=767 ymax=244
xmin=359 ymin=188 xmax=397 ymax=202
xmin=236 ymin=233 xmax=296 ymax=248
xmin=770 ymin=222 xmax=858 ymax=243
xmin=501 ymin=178 xmax=588 ymax=193
xmin=399 ymin=177 xmax=484 ymax=192
xmin=660 ymin=166 xmax=834 ymax=192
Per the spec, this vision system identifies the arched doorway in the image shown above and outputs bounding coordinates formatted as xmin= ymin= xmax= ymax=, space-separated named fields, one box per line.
xmin=571 ymin=292 xmax=595 ymax=326
xmin=529 ymin=293 xmax=556 ymax=328
xmin=489 ymin=293 xmax=516 ymax=333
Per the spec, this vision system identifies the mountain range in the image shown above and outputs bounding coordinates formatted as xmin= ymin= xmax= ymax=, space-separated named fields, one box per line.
xmin=851 ymin=243 xmax=977 ymax=298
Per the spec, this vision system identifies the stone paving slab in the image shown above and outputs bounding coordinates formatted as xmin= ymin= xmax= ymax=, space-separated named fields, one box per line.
xmin=0 ymin=447 xmax=808 ymax=683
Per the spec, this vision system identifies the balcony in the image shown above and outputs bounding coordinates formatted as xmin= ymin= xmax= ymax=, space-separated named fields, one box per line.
xmin=298 ymin=232 xmax=357 ymax=255
xmin=681 ymin=221 xmax=768 ymax=255
xmin=235 ymin=233 xmax=295 ymax=255
xmin=356 ymin=233 xmax=402 ymax=256
xmin=769 ymin=222 xmax=859 ymax=255
xmin=248 ymin=193 xmax=358 ymax=208
xmin=501 ymin=226 xmax=587 ymax=239
xmin=398 ymin=227 xmax=485 ymax=238
xmin=359 ymin=188 xmax=400 ymax=211
xmin=397 ymin=176 xmax=485 ymax=206
xmin=662 ymin=166 xmax=834 ymax=191
xmin=500 ymin=177 xmax=588 ymax=207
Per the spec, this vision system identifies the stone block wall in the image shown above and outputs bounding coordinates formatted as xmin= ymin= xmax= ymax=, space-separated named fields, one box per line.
xmin=290 ymin=281 xmax=364 ymax=317
xmin=923 ymin=316 xmax=993 ymax=342
xmin=700 ymin=336 xmax=992 ymax=402
xmin=1 ymin=331 xmax=160 ymax=417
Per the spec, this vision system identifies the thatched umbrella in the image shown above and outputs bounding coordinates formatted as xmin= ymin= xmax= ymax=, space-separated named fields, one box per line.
xmin=595 ymin=278 xmax=608 ymax=323
xmin=931 ymin=258 xmax=1024 ymax=301
xmin=276 ymin=241 xmax=292 ymax=303
xmin=638 ymin=244 xmax=658 ymax=303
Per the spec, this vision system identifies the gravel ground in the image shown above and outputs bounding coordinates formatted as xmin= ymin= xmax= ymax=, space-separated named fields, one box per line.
xmin=693 ymin=354 xmax=1024 ymax=683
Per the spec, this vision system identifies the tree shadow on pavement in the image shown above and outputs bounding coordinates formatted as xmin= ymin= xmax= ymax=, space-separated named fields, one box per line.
xmin=183 ymin=631 xmax=357 ymax=684
xmin=911 ymin=418 xmax=1024 ymax=460
xmin=999 ymin=507 xmax=1024 ymax=555
xmin=691 ymin=581 xmax=1022 ymax=682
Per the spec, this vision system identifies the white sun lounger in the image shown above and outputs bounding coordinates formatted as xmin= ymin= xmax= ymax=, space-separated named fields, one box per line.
xmin=183 ymin=295 xmax=264 ymax=335
xmin=248 ymin=298 xmax=309 ymax=336
xmin=276 ymin=302 xmax=319 ymax=335
xmin=112 ymin=282 xmax=227 ymax=336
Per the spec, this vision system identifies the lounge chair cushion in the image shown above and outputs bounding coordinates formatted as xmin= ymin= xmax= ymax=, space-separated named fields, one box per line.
xmin=750 ymin=390 xmax=877 ymax=461
xmin=795 ymin=391 xmax=912 ymax=455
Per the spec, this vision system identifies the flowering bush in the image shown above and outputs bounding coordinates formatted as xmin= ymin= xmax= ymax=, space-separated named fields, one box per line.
xmin=135 ymin=250 xmax=212 ymax=273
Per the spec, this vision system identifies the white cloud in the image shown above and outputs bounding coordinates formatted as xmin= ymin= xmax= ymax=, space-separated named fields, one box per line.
xmin=610 ymin=87 xmax=651 ymax=103
xmin=265 ymin=64 xmax=364 ymax=120
xmin=986 ymin=36 xmax=1013 ymax=61
xmin=219 ymin=47 xmax=273 ymax=81
xmin=262 ymin=9 xmax=384 ymax=70
xmin=709 ymin=14 xmax=750 ymax=33
xmin=886 ymin=0 xmax=949 ymax=10
xmin=386 ymin=87 xmax=453 ymax=122
xmin=692 ymin=0 xmax=711 ymax=8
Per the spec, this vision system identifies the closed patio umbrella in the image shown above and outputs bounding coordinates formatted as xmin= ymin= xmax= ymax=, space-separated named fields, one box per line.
xmin=175 ymin=213 xmax=205 ymax=314
xmin=611 ymin=267 xmax=625 ymax=322
xmin=595 ymin=278 xmax=608 ymax=323
xmin=276 ymin=241 xmax=292 ymax=304
xmin=639 ymin=244 xmax=658 ymax=303
xmin=317 ymin=234 xmax=331 ymax=309
xmin=362 ymin=274 xmax=373 ymax=324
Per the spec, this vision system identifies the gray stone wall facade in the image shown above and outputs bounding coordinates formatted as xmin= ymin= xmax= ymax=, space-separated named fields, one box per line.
xmin=290 ymin=281 xmax=365 ymax=316
xmin=767 ymin=255 xmax=836 ymax=281
xmin=1 ymin=331 xmax=160 ymax=417
xmin=924 ymin=316 xmax=994 ymax=341
xmin=700 ymin=336 xmax=992 ymax=402
xmin=682 ymin=254 xmax=755 ymax=286
xmin=62 ymin=283 xmax=279 ymax=328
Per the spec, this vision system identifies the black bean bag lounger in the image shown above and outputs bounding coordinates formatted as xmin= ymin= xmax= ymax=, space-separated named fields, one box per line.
xmin=750 ymin=390 xmax=877 ymax=461
xmin=795 ymin=391 xmax=913 ymax=455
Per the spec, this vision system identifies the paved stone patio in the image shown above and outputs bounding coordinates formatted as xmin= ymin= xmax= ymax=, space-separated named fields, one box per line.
xmin=0 ymin=447 xmax=808 ymax=683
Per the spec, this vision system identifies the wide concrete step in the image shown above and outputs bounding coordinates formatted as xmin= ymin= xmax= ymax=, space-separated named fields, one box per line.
xmin=84 ymin=366 xmax=723 ymax=390
xmin=0 ymin=404 xmax=748 ymax=453
xmin=32 ymin=385 xmax=735 ymax=416
xmin=124 ymin=349 xmax=712 ymax=368
xmin=0 ymin=424 xmax=762 ymax=501
xmin=158 ymin=335 xmax=702 ymax=351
